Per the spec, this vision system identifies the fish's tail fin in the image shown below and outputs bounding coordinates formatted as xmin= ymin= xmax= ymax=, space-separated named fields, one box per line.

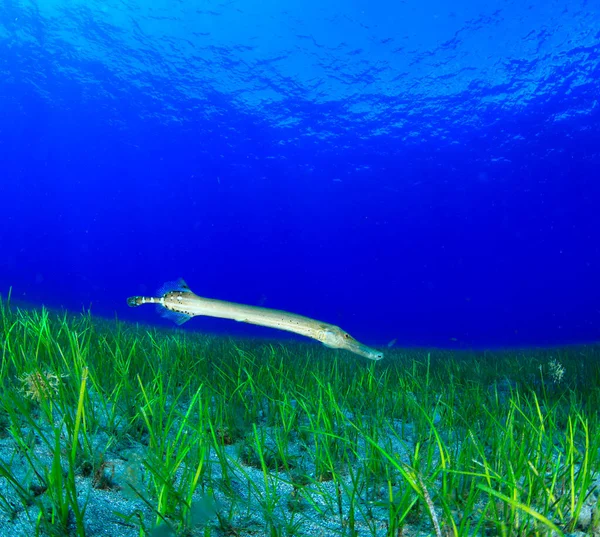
xmin=127 ymin=278 xmax=193 ymax=325
xmin=127 ymin=296 xmax=143 ymax=307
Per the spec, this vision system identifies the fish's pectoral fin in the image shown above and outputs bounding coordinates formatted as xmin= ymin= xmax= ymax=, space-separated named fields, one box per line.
xmin=155 ymin=304 xmax=192 ymax=325
xmin=157 ymin=278 xmax=192 ymax=297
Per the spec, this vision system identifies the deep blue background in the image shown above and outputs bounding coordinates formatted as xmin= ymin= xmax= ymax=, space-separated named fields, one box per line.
xmin=1 ymin=0 xmax=599 ymax=348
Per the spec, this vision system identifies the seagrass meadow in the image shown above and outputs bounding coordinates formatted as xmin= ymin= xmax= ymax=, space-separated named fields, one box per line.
xmin=1 ymin=294 xmax=600 ymax=537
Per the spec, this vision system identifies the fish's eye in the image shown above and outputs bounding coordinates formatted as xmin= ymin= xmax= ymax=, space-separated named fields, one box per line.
xmin=344 ymin=333 xmax=350 ymax=339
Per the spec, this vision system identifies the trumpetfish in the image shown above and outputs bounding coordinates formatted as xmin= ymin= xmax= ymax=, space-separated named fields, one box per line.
xmin=127 ymin=278 xmax=383 ymax=361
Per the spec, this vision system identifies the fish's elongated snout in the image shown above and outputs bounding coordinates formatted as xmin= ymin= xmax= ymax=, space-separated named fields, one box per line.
xmin=343 ymin=339 xmax=384 ymax=361
xmin=321 ymin=327 xmax=383 ymax=360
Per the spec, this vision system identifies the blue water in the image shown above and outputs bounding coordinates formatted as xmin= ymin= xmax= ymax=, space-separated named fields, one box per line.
xmin=1 ymin=0 xmax=599 ymax=349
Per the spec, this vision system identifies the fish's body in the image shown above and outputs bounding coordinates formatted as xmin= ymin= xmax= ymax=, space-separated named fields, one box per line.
xmin=127 ymin=279 xmax=383 ymax=361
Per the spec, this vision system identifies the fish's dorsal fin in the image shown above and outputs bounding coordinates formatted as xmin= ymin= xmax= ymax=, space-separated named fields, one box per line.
xmin=157 ymin=278 xmax=191 ymax=297
xmin=176 ymin=278 xmax=191 ymax=291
